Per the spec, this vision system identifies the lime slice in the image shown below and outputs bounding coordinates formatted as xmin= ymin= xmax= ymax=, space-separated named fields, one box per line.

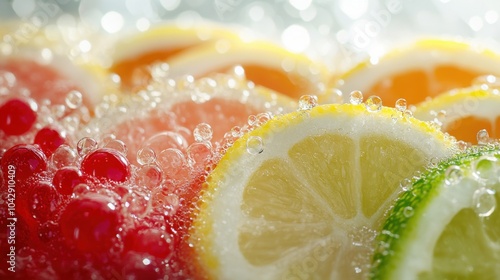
xmin=371 ymin=145 xmax=500 ymax=279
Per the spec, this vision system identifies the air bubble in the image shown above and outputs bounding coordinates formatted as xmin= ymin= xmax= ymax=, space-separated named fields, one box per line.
xmin=104 ymin=139 xmax=127 ymax=155
xmin=472 ymin=155 xmax=498 ymax=183
xmin=187 ymin=142 xmax=212 ymax=169
xmin=77 ymin=137 xmax=98 ymax=157
xmin=193 ymin=123 xmax=213 ymax=142
xmin=400 ymin=178 xmax=412 ymax=191
xmin=403 ymin=206 xmax=414 ymax=217
xmin=51 ymin=145 xmax=77 ymax=169
xmin=472 ymin=75 xmax=500 ymax=89
xmin=150 ymin=62 xmax=169 ymax=81
xmin=472 ymin=188 xmax=496 ymax=217
xmin=72 ymin=183 xmax=90 ymax=197
xmin=157 ymin=148 xmax=188 ymax=181
xmin=65 ymin=90 xmax=83 ymax=109
xmin=152 ymin=188 xmax=180 ymax=216
xmin=477 ymin=129 xmax=490 ymax=145
xmin=298 ymin=95 xmax=318 ymax=110
xmin=365 ymin=95 xmax=382 ymax=112
xmin=136 ymin=164 xmax=163 ymax=189
xmin=246 ymin=136 xmax=264 ymax=155
xmin=137 ymin=147 xmax=156 ymax=166
xmin=444 ymin=165 xmax=463 ymax=186
xmin=123 ymin=191 xmax=151 ymax=218
xmin=349 ymin=90 xmax=363 ymax=105
xmin=403 ymin=110 xmax=413 ymax=119
xmin=395 ymin=98 xmax=407 ymax=112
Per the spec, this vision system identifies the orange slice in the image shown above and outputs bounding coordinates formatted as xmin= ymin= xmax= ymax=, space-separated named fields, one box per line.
xmin=166 ymin=39 xmax=330 ymax=100
xmin=414 ymin=82 xmax=500 ymax=143
xmin=335 ymin=39 xmax=500 ymax=107
xmin=109 ymin=23 xmax=239 ymax=90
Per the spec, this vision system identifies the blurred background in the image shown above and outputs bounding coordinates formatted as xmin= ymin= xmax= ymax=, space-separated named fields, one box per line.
xmin=1 ymin=0 xmax=500 ymax=70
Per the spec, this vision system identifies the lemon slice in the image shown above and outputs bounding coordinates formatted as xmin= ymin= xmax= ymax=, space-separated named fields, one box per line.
xmin=191 ymin=103 xmax=457 ymax=279
xmin=371 ymin=146 xmax=500 ymax=280
xmin=414 ymin=84 xmax=500 ymax=143
xmin=166 ymin=39 xmax=330 ymax=100
xmin=109 ymin=23 xmax=239 ymax=89
xmin=335 ymin=39 xmax=500 ymax=107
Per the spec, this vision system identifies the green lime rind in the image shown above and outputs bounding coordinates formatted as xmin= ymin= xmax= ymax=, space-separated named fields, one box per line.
xmin=370 ymin=145 xmax=500 ymax=280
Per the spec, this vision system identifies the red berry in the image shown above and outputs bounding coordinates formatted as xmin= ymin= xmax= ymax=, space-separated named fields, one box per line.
xmin=1 ymin=144 xmax=47 ymax=181
xmin=34 ymin=127 xmax=65 ymax=156
xmin=81 ymin=148 xmax=131 ymax=183
xmin=60 ymin=193 xmax=120 ymax=253
xmin=29 ymin=181 xmax=60 ymax=222
xmin=52 ymin=167 xmax=82 ymax=196
xmin=124 ymin=228 xmax=173 ymax=259
xmin=0 ymin=98 xmax=37 ymax=136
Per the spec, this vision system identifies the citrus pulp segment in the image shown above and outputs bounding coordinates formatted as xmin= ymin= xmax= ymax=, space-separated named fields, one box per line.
xmin=414 ymin=85 xmax=500 ymax=144
xmin=165 ymin=39 xmax=330 ymax=100
xmin=335 ymin=39 xmax=500 ymax=107
xmin=191 ymin=104 xmax=457 ymax=279
xmin=371 ymin=146 xmax=500 ymax=280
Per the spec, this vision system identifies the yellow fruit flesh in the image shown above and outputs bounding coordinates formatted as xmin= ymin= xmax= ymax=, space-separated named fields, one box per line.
xmin=239 ymin=133 xmax=430 ymax=279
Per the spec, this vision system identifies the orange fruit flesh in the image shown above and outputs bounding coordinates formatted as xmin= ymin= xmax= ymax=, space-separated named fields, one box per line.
xmin=445 ymin=116 xmax=500 ymax=144
xmin=369 ymin=64 xmax=483 ymax=106
xmin=193 ymin=64 xmax=315 ymax=100
xmin=110 ymin=47 xmax=191 ymax=90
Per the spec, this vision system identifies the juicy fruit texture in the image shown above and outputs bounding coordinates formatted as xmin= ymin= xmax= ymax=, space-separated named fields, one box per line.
xmin=109 ymin=24 xmax=238 ymax=90
xmin=191 ymin=104 xmax=457 ymax=279
xmin=371 ymin=146 xmax=500 ymax=280
xmin=336 ymin=39 xmax=500 ymax=106
xmin=414 ymin=84 xmax=500 ymax=143
xmin=0 ymin=50 xmax=293 ymax=278
xmin=166 ymin=40 xmax=329 ymax=100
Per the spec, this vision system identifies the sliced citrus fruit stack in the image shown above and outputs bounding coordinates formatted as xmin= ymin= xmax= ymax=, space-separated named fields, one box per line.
xmin=109 ymin=23 xmax=238 ymax=90
xmin=166 ymin=39 xmax=330 ymax=100
xmin=414 ymin=80 xmax=500 ymax=143
xmin=335 ymin=39 xmax=500 ymax=107
xmin=371 ymin=145 xmax=500 ymax=279
xmin=191 ymin=103 xmax=457 ymax=279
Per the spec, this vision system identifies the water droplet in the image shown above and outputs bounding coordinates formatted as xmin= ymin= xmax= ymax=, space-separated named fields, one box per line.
xmin=403 ymin=206 xmax=414 ymax=217
xmin=444 ymin=165 xmax=463 ymax=186
xmin=472 ymin=75 xmax=500 ymax=89
xmin=400 ymin=178 xmax=412 ymax=191
xmin=472 ymin=155 xmax=498 ymax=183
xmin=436 ymin=110 xmax=446 ymax=124
xmin=403 ymin=109 xmax=413 ymax=119
xmin=477 ymin=129 xmax=490 ymax=145
xmin=395 ymin=98 xmax=407 ymax=112
xmin=473 ymin=188 xmax=496 ymax=217
xmin=137 ymin=147 xmax=156 ymax=166
xmin=256 ymin=112 xmax=272 ymax=125
xmin=349 ymin=90 xmax=363 ymax=105
xmin=365 ymin=95 xmax=382 ymax=112
xmin=298 ymin=95 xmax=318 ymax=110
xmin=65 ymin=90 xmax=83 ymax=109
xmin=246 ymin=136 xmax=264 ymax=155
xmin=193 ymin=123 xmax=213 ymax=142
xmin=77 ymin=137 xmax=98 ymax=157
